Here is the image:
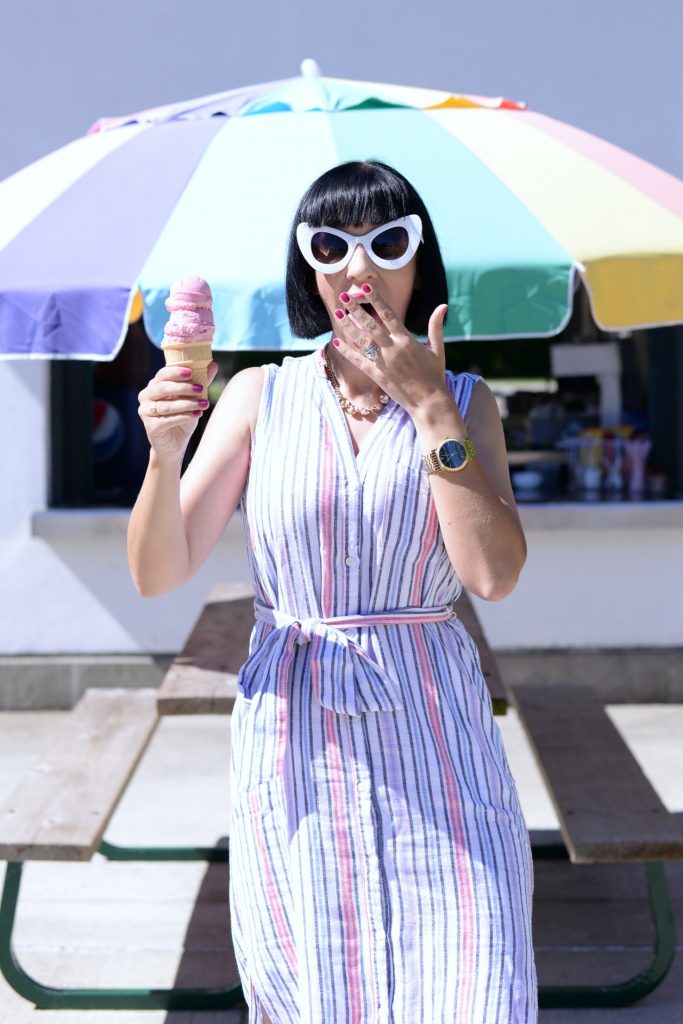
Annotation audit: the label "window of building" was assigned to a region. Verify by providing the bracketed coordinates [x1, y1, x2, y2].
[49, 292, 683, 508]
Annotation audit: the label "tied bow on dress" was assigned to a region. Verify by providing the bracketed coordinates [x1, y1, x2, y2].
[235, 601, 454, 716]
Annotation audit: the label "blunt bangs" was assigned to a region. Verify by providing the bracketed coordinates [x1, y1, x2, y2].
[298, 163, 411, 230]
[286, 161, 448, 340]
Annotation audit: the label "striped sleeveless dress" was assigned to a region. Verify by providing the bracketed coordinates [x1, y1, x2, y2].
[230, 348, 537, 1023]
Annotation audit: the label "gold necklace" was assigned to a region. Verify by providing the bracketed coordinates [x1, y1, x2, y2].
[322, 346, 389, 418]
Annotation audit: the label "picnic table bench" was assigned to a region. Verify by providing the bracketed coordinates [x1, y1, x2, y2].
[510, 683, 683, 1008]
[1, 584, 681, 1011]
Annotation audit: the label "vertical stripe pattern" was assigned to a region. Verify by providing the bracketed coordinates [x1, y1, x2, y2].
[230, 349, 537, 1022]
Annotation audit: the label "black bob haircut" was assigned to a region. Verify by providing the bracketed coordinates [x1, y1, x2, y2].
[285, 161, 448, 339]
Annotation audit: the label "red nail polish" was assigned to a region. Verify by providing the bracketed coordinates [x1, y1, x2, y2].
[339, 292, 350, 303]
[193, 409, 202, 416]
[192, 384, 204, 392]
[181, 368, 192, 378]
[332, 338, 341, 347]
[361, 283, 372, 294]
[198, 399, 210, 408]
[334, 309, 345, 320]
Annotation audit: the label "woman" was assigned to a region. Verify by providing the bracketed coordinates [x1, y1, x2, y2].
[128, 160, 537, 1023]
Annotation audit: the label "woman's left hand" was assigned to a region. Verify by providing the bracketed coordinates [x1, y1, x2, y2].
[332, 286, 450, 418]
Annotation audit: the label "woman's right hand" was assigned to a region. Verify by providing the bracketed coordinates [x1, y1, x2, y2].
[137, 362, 219, 460]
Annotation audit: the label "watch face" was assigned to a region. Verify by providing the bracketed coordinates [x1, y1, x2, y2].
[438, 439, 467, 470]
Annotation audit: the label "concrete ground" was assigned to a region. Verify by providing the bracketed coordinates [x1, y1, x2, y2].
[0, 705, 681, 1023]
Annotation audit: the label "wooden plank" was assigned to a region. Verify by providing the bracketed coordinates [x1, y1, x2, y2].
[454, 592, 507, 712]
[0, 689, 158, 861]
[157, 583, 253, 714]
[511, 683, 683, 864]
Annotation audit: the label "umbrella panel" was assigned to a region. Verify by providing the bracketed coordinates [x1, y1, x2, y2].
[3, 74, 683, 358]
[138, 108, 576, 350]
[0, 121, 223, 358]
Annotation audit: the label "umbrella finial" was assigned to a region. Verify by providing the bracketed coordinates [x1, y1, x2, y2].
[300, 58, 321, 78]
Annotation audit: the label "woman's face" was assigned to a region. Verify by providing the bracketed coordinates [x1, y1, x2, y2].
[315, 220, 417, 332]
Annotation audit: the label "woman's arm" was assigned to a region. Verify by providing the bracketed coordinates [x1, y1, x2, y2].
[127, 365, 263, 596]
[329, 291, 525, 602]
[411, 380, 526, 601]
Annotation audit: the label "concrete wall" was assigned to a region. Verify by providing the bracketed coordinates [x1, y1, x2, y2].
[2, 0, 683, 182]
[477, 507, 683, 648]
[2, 0, 683, 660]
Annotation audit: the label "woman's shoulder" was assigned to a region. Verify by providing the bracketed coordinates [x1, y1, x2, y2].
[444, 369, 485, 419]
[208, 365, 265, 439]
[257, 350, 320, 394]
[221, 352, 315, 430]
[224, 351, 309, 395]
[444, 368, 484, 390]
[224, 364, 266, 401]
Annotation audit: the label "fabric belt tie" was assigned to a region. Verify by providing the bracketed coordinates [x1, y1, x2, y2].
[236, 601, 454, 716]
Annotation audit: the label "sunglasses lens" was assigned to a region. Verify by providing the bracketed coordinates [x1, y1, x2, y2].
[310, 231, 349, 266]
[371, 226, 410, 262]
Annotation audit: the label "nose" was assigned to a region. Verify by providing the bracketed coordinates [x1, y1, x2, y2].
[346, 242, 376, 282]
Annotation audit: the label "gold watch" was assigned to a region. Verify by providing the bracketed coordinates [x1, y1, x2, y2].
[422, 438, 476, 474]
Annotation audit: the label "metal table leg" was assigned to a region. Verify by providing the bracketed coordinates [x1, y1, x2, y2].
[0, 843, 245, 1011]
[533, 842, 677, 1008]
[3, 837, 675, 1010]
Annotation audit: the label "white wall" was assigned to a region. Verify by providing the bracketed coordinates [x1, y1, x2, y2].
[4, 506, 682, 654]
[2, 0, 683, 656]
[475, 518, 683, 649]
[3, 517, 250, 655]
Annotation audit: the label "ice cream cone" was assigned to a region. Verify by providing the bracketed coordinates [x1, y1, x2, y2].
[162, 340, 213, 394]
[162, 276, 214, 398]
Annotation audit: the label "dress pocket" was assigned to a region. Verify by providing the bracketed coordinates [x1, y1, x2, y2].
[231, 776, 298, 986]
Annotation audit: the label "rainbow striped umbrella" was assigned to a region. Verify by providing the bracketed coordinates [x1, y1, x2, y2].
[1, 63, 683, 358]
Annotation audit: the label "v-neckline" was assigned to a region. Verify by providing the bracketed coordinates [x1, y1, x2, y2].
[313, 346, 399, 472]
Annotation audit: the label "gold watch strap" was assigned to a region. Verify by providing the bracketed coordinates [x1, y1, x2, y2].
[423, 449, 443, 474]
[422, 438, 476, 474]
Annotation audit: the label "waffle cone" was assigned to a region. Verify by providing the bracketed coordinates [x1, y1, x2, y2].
[163, 340, 213, 395]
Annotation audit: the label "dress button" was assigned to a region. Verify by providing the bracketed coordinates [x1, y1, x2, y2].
[345, 555, 356, 566]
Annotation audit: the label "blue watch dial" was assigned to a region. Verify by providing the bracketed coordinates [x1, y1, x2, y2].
[438, 439, 467, 470]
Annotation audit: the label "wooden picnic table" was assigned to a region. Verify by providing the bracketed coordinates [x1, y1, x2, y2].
[155, 583, 683, 1008]
[2, 582, 682, 1012]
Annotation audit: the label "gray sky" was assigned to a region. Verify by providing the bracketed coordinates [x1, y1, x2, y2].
[2, 0, 682, 179]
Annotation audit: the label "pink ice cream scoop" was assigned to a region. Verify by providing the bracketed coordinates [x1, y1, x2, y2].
[162, 306, 214, 342]
[165, 276, 213, 311]
[161, 276, 214, 395]
[163, 276, 215, 342]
